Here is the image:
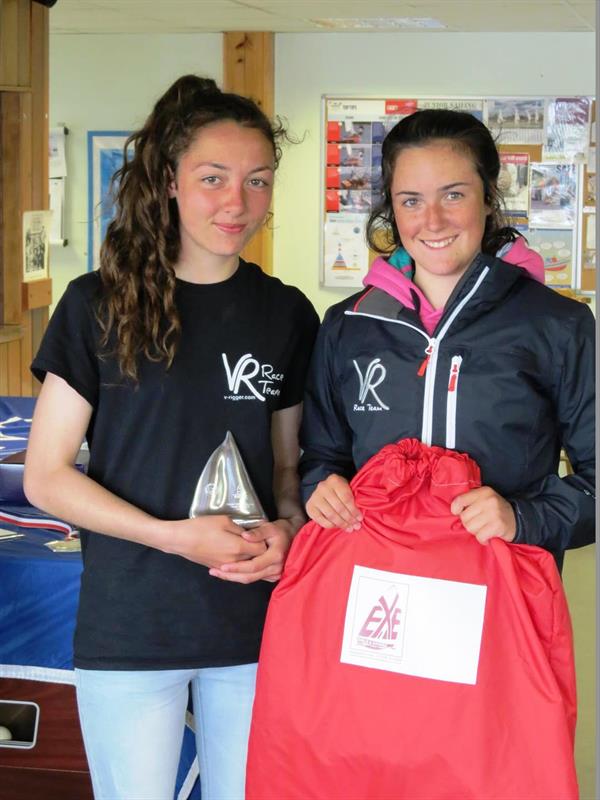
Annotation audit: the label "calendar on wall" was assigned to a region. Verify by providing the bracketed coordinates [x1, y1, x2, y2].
[321, 95, 595, 294]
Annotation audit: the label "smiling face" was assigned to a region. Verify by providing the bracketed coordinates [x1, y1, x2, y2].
[391, 140, 490, 288]
[168, 120, 275, 278]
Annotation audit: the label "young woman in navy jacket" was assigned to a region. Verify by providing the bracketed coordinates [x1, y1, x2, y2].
[300, 109, 594, 570]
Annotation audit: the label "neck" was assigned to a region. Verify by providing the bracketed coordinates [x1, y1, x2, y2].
[413, 270, 464, 311]
[174, 252, 240, 284]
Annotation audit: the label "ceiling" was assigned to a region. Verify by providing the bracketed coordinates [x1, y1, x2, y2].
[49, 0, 596, 35]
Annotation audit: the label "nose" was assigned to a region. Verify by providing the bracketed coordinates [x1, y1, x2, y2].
[424, 201, 446, 232]
[224, 182, 246, 215]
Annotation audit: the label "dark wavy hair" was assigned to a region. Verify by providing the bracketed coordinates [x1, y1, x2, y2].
[98, 74, 287, 380]
[366, 109, 520, 256]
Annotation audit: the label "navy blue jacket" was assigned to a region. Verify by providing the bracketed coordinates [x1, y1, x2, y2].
[299, 255, 595, 569]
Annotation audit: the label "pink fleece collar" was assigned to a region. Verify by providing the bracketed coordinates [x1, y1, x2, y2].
[364, 258, 442, 335]
[363, 239, 544, 336]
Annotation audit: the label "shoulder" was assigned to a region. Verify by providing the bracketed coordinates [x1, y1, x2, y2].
[488, 256, 592, 322]
[321, 289, 372, 328]
[503, 273, 595, 356]
[60, 270, 104, 309]
[240, 260, 319, 323]
[513, 276, 594, 323]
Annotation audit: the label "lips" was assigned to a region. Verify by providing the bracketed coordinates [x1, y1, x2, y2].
[421, 235, 458, 249]
[215, 222, 246, 234]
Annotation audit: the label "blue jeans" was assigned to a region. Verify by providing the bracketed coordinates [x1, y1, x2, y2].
[75, 663, 258, 800]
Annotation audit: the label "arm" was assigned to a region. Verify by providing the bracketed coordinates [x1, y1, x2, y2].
[209, 403, 306, 583]
[509, 308, 595, 553]
[454, 307, 595, 553]
[24, 373, 266, 566]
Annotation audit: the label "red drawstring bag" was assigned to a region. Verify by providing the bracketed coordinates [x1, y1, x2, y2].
[247, 439, 578, 800]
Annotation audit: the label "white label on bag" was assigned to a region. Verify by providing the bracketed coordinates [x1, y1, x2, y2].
[340, 565, 487, 685]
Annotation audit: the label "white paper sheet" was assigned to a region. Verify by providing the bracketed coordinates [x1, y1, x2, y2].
[341, 565, 487, 685]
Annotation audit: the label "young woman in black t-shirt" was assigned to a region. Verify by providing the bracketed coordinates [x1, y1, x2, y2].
[24, 75, 318, 800]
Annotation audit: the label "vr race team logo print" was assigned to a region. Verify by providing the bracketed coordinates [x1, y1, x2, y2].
[353, 358, 389, 411]
[222, 353, 284, 402]
[341, 565, 487, 685]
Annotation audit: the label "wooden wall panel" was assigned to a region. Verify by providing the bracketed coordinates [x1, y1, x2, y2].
[0, 0, 19, 86]
[223, 32, 274, 274]
[0, 343, 9, 394]
[0, 0, 30, 88]
[0, 92, 24, 325]
[17, 0, 30, 86]
[30, 0, 47, 207]
[0, 2, 50, 397]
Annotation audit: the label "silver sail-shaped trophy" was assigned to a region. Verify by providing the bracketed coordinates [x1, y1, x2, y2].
[189, 431, 267, 528]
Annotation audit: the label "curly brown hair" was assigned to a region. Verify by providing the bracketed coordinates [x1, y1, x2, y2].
[366, 109, 520, 257]
[98, 74, 287, 380]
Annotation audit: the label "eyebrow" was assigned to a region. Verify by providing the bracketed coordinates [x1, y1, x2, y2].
[394, 181, 471, 196]
[191, 162, 274, 173]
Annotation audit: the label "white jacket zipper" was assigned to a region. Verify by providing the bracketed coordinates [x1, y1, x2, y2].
[445, 355, 463, 449]
[420, 267, 489, 446]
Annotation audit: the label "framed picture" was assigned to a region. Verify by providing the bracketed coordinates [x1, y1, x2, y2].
[87, 131, 132, 270]
[22, 210, 51, 282]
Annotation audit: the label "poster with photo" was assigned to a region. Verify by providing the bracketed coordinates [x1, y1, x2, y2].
[326, 166, 372, 190]
[498, 153, 529, 215]
[326, 189, 372, 214]
[527, 228, 574, 287]
[543, 97, 590, 161]
[487, 98, 545, 145]
[324, 99, 396, 226]
[323, 214, 369, 287]
[22, 210, 51, 282]
[327, 120, 373, 144]
[529, 163, 577, 228]
[504, 211, 529, 232]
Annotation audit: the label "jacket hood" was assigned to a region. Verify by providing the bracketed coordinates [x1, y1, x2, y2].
[363, 239, 544, 334]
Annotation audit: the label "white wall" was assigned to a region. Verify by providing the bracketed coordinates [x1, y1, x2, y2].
[273, 32, 596, 317]
[49, 33, 223, 306]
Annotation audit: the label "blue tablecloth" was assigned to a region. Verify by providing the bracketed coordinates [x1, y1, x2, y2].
[0, 517, 81, 677]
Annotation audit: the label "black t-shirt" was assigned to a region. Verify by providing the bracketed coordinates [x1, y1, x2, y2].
[31, 261, 319, 669]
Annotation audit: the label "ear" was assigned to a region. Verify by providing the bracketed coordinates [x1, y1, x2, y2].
[167, 167, 177, 199]
[483, 191, 494, 216]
